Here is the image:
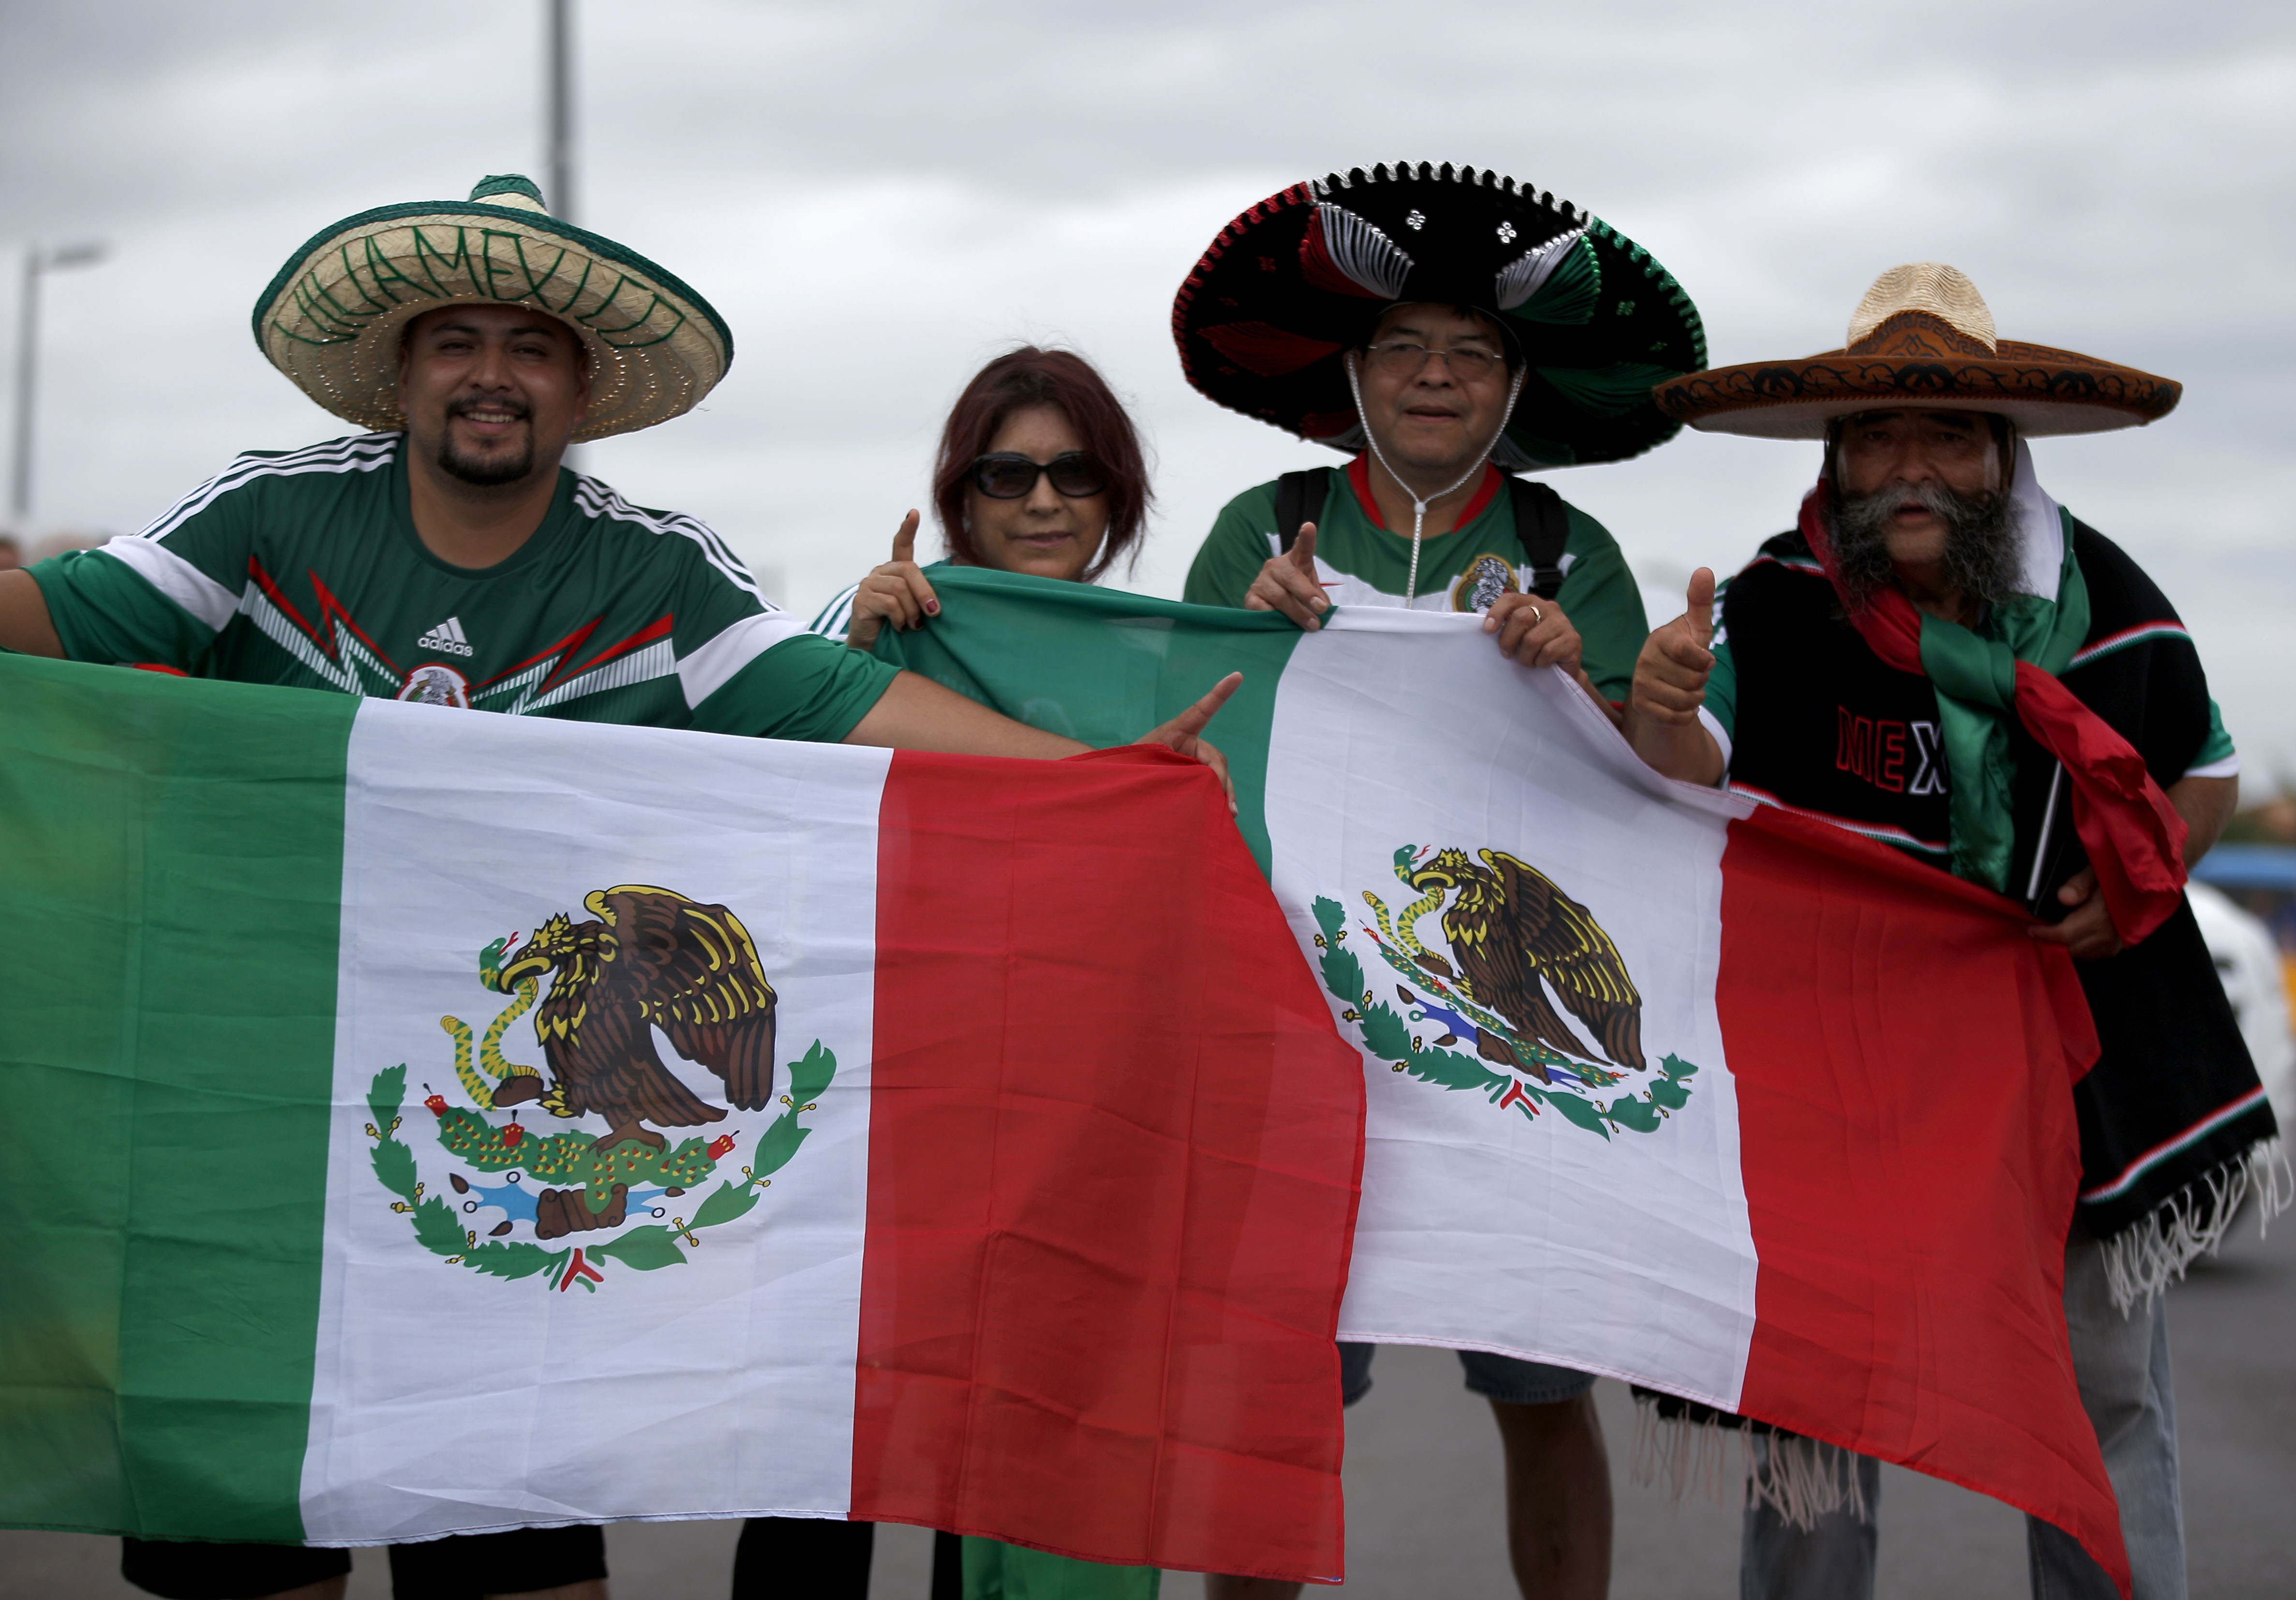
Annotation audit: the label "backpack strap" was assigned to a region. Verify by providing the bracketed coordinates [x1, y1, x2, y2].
[1274, 469, 1331, 556]
[1507, 477, 1571, 598]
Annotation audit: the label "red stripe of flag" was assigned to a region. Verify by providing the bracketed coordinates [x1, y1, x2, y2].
[1718, 805, 2129, 1595]
[852, 745, 1362, 1581]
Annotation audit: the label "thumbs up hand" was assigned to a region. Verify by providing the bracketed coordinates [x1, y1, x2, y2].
[1243, 523, 1332, 630]
[1633, 568, 1716, 722]
[1685, 567, 1715, 654]
[841, 510, 943, 651]
[1623, 569, 1726, 785]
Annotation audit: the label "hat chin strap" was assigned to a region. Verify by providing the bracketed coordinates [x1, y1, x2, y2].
[1346, 354, 1528, 605]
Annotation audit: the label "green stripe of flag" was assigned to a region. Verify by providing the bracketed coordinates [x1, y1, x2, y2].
[1, 656, 354, 1540]
[871, 570, 1306, 870]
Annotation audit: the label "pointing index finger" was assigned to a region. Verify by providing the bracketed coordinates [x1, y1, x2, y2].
[1172, 671, 1244, 739]
[891, 509, 920, 564]
[1289, 523, 1318, 571]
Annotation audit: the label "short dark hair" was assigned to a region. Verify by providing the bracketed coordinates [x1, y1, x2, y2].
[931, 346, 1151, 580]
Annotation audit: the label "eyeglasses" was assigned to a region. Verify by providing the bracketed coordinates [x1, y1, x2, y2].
[1364, 341, 1505, 380]
[970, 451, 1106, 499]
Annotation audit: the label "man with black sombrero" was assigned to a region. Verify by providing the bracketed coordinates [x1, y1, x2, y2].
[1625, 264, 2277, 1600]
[1178, 162, 1705, 717]
[0, 174, 1239, 1600]
[1174, 162, 1710, 1600]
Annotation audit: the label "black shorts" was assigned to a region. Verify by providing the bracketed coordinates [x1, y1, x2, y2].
[120, 1538, 347, 1600]
[121, 1525, 607, 1600]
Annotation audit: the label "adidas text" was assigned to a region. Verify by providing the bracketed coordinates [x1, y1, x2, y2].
[417, 617, 475, 657]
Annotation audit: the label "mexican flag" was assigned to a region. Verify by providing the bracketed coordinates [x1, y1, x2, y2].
[875, 569, 2131, 1592]
[0, 652, 1362, 1581]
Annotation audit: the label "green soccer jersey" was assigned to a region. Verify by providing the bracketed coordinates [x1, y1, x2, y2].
[30, 432, 896, 740]
[1182, 458, 1649, 700]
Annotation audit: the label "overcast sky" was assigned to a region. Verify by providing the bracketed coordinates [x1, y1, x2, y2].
[5, 1, 2292, 770]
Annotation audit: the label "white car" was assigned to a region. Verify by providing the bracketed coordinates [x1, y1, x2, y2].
[2187, 880, 2296, 1139]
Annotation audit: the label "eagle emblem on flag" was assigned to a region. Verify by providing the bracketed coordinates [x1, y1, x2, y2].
[1401, 847, 1644, 1075]
[1314, 845, 1699, 1140]
[360, 885, 838, 1293]
[496, 885, 779, 1153]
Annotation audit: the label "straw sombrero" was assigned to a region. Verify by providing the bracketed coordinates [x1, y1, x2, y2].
[1172, 162, 1705, 469]
[1653, 264, 2178, 438]
[251, 175, 732, 442]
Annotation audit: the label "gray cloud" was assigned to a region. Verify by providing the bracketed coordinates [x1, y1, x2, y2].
[4, 0, 2292, 767]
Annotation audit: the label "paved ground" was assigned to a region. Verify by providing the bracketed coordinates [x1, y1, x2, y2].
[7, 1215, 2289, 1599]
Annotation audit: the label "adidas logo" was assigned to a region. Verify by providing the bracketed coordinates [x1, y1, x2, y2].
[417, 616, 475, 657]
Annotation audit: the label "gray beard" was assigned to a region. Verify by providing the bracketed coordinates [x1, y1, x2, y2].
[1829, 480, 2021, 610]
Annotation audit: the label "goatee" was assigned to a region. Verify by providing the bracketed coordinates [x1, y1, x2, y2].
[1829, 479, 2021, 610]
[438, 399, 537, 488]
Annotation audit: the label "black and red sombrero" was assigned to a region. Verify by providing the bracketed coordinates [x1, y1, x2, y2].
[1172, 162, 1705, 469]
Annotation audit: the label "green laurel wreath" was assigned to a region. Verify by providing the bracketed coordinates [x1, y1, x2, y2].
[363, 1042, 836, 1291]
[1310, 896, 1696, 1139]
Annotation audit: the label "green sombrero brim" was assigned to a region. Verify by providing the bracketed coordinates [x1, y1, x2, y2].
[252, 199, 734, 442]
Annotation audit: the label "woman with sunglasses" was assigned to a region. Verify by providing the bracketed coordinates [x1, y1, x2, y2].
[786, 345, 1166, 1600]
[810, 345, 1151, 648]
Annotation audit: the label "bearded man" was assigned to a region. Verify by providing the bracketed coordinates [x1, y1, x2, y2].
[1171, 162, 1711, 1600]
[1625, 264, 2277, 1600]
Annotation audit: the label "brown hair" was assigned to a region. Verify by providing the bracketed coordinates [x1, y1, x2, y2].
[931, 346, 1151, 579]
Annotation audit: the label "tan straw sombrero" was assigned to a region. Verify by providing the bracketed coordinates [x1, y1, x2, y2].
[251, 174, 732, 442]
[1653, 263, 2178, 438]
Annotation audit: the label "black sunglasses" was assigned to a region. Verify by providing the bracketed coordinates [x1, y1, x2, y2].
[970, 451, 1106, 500]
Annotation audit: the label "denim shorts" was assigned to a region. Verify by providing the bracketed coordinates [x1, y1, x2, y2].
[1338, 1340, 1595, 1407]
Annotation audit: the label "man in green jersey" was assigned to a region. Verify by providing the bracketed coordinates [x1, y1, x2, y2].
[1171, 163, 1708, 1600]
[1177, 163, 1705, 712]
[0, 176, 1232, 1600]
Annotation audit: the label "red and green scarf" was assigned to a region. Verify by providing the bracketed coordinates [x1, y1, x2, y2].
[1796, 480, 2187, 943]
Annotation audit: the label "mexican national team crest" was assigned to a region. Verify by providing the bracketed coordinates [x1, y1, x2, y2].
[1313, 845, 1699, 1139]
[363, 884, 835, 1292]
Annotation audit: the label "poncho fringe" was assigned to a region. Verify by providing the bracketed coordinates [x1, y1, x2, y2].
[1629, 1395, 1870, 1528]
[2100, 1137, 2290, 1311]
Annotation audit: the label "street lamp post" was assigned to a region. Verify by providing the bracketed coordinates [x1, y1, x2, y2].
[547, 0, 576, 224]
[546, 0, 580, 469]
[10, 241, 106, 528]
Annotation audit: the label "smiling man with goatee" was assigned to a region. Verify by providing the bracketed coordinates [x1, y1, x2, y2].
[0, 172, 1241, 1600]
[1625, 263, 2276, 1600]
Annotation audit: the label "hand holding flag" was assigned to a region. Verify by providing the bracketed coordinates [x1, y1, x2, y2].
[2031, 866, 2126, 959]
[1244, 522, 1330, 630]
[1129, 671, 1242, 813]
[843, 510, 943, 650]
[1484, 590, 1584, 674]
